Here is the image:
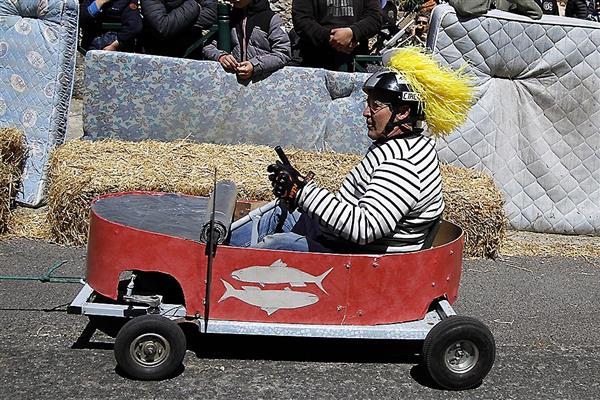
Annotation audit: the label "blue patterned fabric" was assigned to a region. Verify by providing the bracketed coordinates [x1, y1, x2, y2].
[83, 51, 371, 153]
[0, 0, 78, 206]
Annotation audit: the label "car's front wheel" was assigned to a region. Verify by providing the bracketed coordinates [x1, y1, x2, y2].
[114, 314, 186, 380]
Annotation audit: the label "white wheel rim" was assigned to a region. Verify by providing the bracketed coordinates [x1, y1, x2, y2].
[130, 333, 171, 367]
[443, 340, 479, 374]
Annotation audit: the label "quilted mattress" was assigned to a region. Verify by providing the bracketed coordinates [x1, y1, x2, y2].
[0, 0, 78, 206]
[82, 52, 372, 154]
[429, 4, 600, 234]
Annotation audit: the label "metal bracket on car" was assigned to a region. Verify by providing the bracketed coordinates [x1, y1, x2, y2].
[123, 294, 163, 313]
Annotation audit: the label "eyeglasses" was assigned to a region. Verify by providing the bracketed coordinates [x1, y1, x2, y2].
[366, 98, 391, 114]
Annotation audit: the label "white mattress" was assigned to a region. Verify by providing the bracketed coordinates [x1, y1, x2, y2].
[429, 4, 600, 234]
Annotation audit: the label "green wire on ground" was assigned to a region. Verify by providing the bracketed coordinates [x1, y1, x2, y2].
[0, 260, 83, 284]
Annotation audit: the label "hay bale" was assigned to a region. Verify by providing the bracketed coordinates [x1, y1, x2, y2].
[0, 128, 27, 233]
[441, 165, 507, 258]
[48, 139, 505, 257]
[2, 207, 52, 240]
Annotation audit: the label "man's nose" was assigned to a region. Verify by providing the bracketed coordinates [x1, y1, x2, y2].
[363, 104, 371, 117]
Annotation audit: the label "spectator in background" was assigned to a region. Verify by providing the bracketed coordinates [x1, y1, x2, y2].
[203, 0, 291, 80]
[372, 0, 399, 53]
[534, 0, 560, 14]
[399, 11, 430, 47]
[140, 0, 217, 58]
[292, 0, 382, 70]
[565, 0, 599, 21]
[79, 0, 143, 51]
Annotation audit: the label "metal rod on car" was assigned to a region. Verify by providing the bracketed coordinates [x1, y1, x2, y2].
[203, 169, 218, 333]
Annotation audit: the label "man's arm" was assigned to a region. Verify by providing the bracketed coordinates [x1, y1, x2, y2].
[292, 0, 331, 47]
[249, 15, 292, 78]
[194, 0, 217, 29]
[500, 0, 543, 19]
[348, 0, 382, 43]
[297, 160, 420, 245]
[565, 0, 577, 18]
[141, 0, 200, 38]
[117, 3, 144, 43]
[80, 0, 110, 25]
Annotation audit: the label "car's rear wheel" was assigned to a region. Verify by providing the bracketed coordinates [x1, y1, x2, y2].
[423, 316, 495, 390]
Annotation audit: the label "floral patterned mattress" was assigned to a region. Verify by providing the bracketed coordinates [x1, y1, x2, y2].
[0, 0, 78, 206]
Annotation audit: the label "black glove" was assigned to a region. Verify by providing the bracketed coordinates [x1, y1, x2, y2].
[267, 161, 314, 205]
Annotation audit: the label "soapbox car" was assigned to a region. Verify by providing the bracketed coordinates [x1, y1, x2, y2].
[68, 181, 495, 390]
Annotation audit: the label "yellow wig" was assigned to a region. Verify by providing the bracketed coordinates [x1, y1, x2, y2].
[383, 47, 475, 137]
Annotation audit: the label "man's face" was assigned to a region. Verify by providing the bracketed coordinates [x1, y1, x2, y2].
[415, 17, 429, 38]
[363, 94, 393, 141]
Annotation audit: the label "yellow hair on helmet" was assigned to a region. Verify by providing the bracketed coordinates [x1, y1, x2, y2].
[383, 47, 475, 137]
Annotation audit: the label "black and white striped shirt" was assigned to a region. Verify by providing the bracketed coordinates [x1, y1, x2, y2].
[297, 133, 444, 253]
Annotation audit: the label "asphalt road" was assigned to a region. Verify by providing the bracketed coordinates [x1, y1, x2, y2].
[1, 238, 599, 399]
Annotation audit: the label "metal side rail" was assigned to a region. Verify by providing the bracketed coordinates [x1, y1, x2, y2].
[198, 299, 457, 340]
[67, 283, 187, 319]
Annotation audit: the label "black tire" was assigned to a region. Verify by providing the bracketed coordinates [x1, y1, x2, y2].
[114, 315, 186, 380]
[422, 316, 495, 390]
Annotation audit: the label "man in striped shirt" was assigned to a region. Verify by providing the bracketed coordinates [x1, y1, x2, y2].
[231, 69, 444, 253]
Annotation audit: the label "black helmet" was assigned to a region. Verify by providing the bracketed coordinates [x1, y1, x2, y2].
[363, 70, 425, 136]
[363, 71, 422, 107]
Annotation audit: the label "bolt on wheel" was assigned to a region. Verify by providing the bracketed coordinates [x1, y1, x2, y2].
[130, 333, 171, 367]
[443, 340, 479, 374]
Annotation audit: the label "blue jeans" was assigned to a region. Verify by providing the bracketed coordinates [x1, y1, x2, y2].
[229, 206, 310, 252]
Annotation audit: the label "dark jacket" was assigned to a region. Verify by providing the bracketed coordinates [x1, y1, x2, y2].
[565, 0, 599, 20]
[292, 0, 382, 69]
[79, 0, 143, 50]
[203, 0, 291, 79]
[533, 0, 559, 15]
[448, 0, 543, 19]
[141, 0, 217, 57]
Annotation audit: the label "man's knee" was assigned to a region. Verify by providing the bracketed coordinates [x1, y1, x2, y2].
[257, 233, 309, 252]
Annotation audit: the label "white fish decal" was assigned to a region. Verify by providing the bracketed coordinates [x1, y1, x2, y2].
[231, 259, 333, 294]
[218, 280, 319, 316]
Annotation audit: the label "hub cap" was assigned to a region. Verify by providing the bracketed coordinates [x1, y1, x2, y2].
[444, 340, 479, 373]
[130, 333, 170, 367]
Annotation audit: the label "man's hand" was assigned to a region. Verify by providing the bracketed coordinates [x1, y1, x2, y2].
[267, 161, 314, 206]
[236, 61, 254, 80]
[329, 28, 355, 53]
[103, 40, 119, 51]
[218, 54, 239, 72]
[95, 0, 111, 9]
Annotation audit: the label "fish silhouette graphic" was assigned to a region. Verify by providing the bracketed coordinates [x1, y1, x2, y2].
[218, 280, 319, 315]
[231, 259, 333, 294]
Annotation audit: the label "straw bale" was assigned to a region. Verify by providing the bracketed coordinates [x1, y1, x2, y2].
[47, 139, 505, 257]
[501, 230, 600, 259]
[440, 165, 507, 258]
[0, 128, 27, 233]
[1, 207, 52, 241]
